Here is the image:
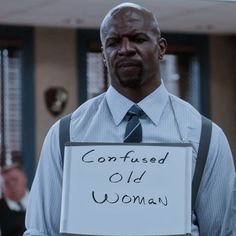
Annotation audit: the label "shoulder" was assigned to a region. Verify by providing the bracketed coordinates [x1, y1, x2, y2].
[48, 92, 107, 135]
[62, 93, 108, 141]
[71, 92, 106, 121]
[168, 94, 202, 144]
[170, 95, 226, 141]
[0, 198, 8, 214]
[209, 121, 233, 158]
[169, 93, 201, 121]
[0, 198, 6, 206]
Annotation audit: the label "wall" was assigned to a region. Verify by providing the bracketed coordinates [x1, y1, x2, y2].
[34, 28, 236, 164]
[35, 27, 77, 159]
[210, 35, 236, 161]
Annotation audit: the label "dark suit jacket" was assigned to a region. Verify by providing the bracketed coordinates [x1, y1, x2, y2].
[0, 198, 25, 236]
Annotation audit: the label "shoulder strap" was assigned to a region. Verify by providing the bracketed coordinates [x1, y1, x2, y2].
[59, 113, 72, 166]
[192, 115, 212, 211]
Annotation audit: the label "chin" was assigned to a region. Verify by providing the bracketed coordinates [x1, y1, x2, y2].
[118, 77, 143, 88]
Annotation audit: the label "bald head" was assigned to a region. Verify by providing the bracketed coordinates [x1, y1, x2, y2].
[100, 2, 161, 43]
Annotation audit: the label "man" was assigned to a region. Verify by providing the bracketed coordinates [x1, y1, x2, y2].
[24, 2, 235, 236]
[233, 177, 236, 235]
[0, 163, 28, 236]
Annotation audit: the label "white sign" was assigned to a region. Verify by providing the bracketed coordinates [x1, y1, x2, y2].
[60, 143, 192, 236]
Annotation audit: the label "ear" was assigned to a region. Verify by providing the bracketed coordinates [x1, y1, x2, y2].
[101, 46, 107, 67]
[158, 37, 167, 60]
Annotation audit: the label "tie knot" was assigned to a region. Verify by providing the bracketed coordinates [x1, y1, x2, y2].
[127, 104, 144, 118]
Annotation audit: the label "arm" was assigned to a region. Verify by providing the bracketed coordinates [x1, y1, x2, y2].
[232, 176, 236, 235]
[24, 122, 62, 236]
[195, 124, 235, 236]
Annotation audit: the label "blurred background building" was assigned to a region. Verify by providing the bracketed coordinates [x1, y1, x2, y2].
[0, 0, 236, 185]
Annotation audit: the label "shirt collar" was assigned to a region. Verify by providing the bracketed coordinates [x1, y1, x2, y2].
[106, 86, 134, 126]
[5, 190, 29, 211]
[106, 82, 169, 126]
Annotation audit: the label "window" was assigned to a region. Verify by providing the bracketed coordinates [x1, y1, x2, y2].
[86, 52, 106, 99]
[0, 26, 35, 185]
[0, 48, 22, 166]
[160, 54, 200, 110]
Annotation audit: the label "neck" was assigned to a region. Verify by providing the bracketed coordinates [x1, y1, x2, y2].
[113, 80, 161, 103]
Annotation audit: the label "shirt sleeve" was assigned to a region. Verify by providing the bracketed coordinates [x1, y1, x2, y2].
[232, 176, 236, 235]
[195, 124, 235, 236]
[24, 121, 62, 236]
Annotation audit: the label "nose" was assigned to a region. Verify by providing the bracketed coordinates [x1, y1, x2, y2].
[118, 38, 136, 57]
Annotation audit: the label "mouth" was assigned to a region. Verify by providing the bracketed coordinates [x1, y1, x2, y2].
[116, 60, 142, 80]
[117, 60, 141, 68]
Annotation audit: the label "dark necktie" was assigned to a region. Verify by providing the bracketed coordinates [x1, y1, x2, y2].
[124, 104, 143, 143]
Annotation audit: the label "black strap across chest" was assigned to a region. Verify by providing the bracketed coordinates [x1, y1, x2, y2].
[191, 115, 212, 210]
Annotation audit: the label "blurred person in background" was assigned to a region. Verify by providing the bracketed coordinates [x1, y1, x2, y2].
[0, 163, 28, 236]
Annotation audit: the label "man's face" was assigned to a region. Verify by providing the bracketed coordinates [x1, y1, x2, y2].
[101, 7, 165, 94]
[2, 168, 27, 201]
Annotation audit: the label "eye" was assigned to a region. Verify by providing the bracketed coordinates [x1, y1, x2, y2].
[106, 38, 119, 47]
[133, 35, 148, 44]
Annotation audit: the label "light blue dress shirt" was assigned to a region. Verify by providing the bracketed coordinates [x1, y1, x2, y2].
[24, 83, 235, 236]
[233, 177, 236, 235]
